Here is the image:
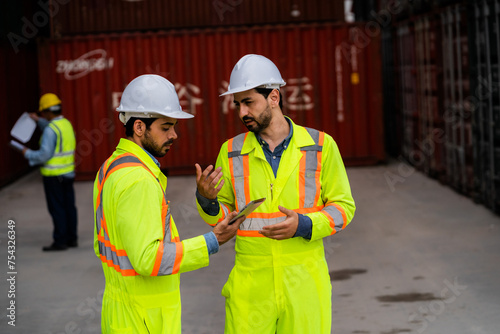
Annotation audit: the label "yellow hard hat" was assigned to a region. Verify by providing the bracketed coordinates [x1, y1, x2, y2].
[39, 93, 62, 111]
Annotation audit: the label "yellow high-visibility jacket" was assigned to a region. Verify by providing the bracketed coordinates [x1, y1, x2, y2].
[40, 117, 76, 176]
[197, 117, 355, 240]
[94, 138, 209, 334]
[196, 117, 355, 333]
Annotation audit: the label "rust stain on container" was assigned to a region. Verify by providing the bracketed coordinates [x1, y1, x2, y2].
[37, 23, 385, 179]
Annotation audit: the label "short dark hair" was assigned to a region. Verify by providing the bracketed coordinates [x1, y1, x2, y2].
[255, 88, 284, 110]
[124, 117, 156, 137]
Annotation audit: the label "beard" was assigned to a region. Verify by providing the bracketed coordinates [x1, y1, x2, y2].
[242, 104, 272, 133]
[142, 131, 173, 158]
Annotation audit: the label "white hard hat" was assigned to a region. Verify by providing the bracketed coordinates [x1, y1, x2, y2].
[220, 54, 286, 96]
[117, 74, 194, 124]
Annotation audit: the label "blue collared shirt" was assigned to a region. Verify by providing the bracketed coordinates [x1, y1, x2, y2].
[197, 117, 312, 239]
[141, 146, 220, 255]
[255, 118, 293, 178]
[25, 116, 75, 178]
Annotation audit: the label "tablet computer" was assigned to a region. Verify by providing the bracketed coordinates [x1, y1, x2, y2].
[228, 198, 266, 225]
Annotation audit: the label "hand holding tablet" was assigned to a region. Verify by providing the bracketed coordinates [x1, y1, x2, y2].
[228, 198, 266, 225]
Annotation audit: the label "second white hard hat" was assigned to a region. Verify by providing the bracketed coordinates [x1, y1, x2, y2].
[117, 74, 193, 124]
[220, 54, 286, 96]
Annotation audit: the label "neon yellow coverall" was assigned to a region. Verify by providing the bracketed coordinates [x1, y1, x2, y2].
[197, 118, 356, 333]
[94, 138, 210, 333]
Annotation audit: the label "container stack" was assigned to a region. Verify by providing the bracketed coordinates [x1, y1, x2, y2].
[440, 5, 473, 195]
[384, 0, 500, 214]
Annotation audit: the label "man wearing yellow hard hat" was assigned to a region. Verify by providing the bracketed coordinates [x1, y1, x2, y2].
[22, 93, 78, 251]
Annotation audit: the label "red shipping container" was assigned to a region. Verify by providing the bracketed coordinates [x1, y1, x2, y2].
[51, 0, 344, 36]
[0, 41, 40, 187]
[37, 23, 384, 180]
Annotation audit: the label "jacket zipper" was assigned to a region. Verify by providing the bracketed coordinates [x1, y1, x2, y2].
[270, 183, 274, 201]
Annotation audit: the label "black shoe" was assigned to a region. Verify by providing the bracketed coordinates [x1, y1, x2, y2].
[67, 240, 78, 248]
[42, 243, 68, 251]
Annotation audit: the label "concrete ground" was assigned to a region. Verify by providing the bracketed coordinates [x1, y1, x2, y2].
[0, 160, 499, 334]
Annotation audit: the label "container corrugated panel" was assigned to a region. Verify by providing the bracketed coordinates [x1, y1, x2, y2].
[381, 27, 401, 157]
[440, 5, 473, 195]
[0, 41, 40, 187]
[394, 5, 474, 195]
[37, 23, 384, 179]
[414, 15, 446, 179]
[51, 0, 344, 36]
[469, 0, 500, 213]
[395, 23, 421, 163]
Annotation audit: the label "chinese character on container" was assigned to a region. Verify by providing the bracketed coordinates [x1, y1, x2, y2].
[220, 81, 234, 115]
[175, 83, 203, 115]
[283, 77, 314, 111]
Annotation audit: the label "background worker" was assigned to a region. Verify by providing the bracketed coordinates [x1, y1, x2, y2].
[20, 93, 78, 251]
[196, 54, 356, 333]
[94, 74, 243, 334]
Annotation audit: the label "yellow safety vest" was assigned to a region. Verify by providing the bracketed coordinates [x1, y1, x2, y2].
[196, 117, 356, 333]
[197, 117, 355, 242]
[40, 117, 76, 176]
[94, 138, 209, 334]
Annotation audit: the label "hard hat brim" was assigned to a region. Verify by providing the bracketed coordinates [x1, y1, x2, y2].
[219, 82, 286, 97]
[117, 110, 194, 124]
[167, 110, 195, 119]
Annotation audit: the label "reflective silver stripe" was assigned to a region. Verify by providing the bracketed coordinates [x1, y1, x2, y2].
[221, 204, 229, 217]
[303, 149, 318, 208]
[228, 151, 242, 158]
[302, 128, 323, 208]
[98, 240, 135, 271]
[106, 156, 143, 175]
[157, 205, 178, 275]
[324, 204, 345, 233]
[49, 123, 63, 153]
[157, 242, 178, 275]
[53, 151, 75, 157]
[95, 196, 104, 232]
[228, 133, 247, 210]
[42, 163, 74, 170]
[305, 127, 320, 145]
[98, 161, 106, 184]
[239, 217, 286, 231]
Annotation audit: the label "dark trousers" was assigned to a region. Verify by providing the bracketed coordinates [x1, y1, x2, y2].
[43, 176, 78, 246]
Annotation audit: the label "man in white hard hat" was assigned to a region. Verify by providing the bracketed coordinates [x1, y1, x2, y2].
[196, 55, 356, 333]
[19, 93, 78, 251]
[93, 74, 244, 333]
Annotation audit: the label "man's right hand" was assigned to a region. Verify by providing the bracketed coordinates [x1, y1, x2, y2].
[28, 112, 39, 122]
[213, 211, 245, 246]
[195, 163, 224, 200]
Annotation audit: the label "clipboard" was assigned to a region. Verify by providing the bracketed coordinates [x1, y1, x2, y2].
[228, 198, 266, 225]
[11, 112, 36, 143]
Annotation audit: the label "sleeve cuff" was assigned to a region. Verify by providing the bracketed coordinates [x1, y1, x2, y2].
[294, 214, 312, 240]
[196, 189, 220, 216]
[203, 232, 220, 255]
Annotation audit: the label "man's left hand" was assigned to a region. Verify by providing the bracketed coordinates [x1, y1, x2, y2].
[259, 206, 298, 240]
[195, 164, 224, 200]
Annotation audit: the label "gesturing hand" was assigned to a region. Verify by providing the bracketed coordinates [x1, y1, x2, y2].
[259, 206, 299, 240]
[195, 164, 224, 200]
